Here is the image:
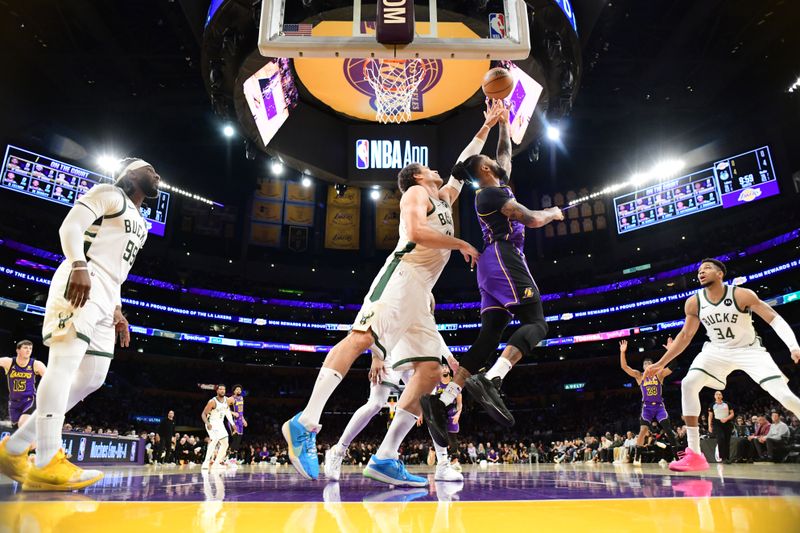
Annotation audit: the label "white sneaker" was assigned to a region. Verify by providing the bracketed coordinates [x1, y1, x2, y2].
[324, 445, 346, 481]
[450, 461, 462, 473]
[435, 462, 464, 482]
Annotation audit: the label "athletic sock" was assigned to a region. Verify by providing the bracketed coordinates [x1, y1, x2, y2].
[375, 408, 417, 460]
[298, 367, 342, 429]
[485, 358, 513, 381]
[439, 382, 462, 407]
[34, 415, 65, 468]
[433, 440, 449, 465]
[686, 426, 701, 454]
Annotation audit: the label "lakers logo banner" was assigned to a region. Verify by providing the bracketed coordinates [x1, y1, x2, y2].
[325, 186, 361, 250]
[375, 189, 402, 250]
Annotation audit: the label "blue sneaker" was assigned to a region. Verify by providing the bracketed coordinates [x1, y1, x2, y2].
[282, 412, 319, 480]
[363, 456, 427, 487]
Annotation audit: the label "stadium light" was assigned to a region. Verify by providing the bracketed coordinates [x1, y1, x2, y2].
[301, 176, 312, 188]
[788, 76, 800, 93]
[96, 155, 120, 173]
[370, 189, 381, 200]
[546, 125, 561, 142]
[222, 124, 235, 138]
[270, 159, 284, 176]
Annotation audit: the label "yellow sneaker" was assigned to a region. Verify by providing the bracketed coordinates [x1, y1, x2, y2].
[0, 436, 31, 483]
[22, 449, 104, 491]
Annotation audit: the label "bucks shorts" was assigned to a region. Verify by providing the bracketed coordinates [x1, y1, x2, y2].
[42, 261, 119, 359]
[688, 338, 789, 390]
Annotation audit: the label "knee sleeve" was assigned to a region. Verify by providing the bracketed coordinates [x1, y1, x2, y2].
[680, 371, 710, 417]
[460, 310, 510, 374]
[761, 380, 800, 417]
[506, 301, 548, 357]
[37, 337, 89, 416]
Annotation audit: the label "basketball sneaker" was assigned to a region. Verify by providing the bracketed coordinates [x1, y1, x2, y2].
[669, 447, 709, 472]
[324, 444, 346, 481]
[0, 436, 30, 483]
[22, 450, 103, 491]
[464, 374, 515, 427]
[435, 462, 463, 482]
[419, 394, 450, 448]
[363, 456, 427, 487]
[282, 412, 319, 480]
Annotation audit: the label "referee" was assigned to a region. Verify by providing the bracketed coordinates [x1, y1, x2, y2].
[708, 391, 735, 464]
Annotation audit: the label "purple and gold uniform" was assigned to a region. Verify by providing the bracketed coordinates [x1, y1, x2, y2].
[475, 185, 540, 312]
[434, 382, 459, 433]
[231, 394, 245, 434]
[6, 358, 37, 424]
[640, 375, 668, 423]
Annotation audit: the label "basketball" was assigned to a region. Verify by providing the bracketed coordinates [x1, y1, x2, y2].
[482, 67, 514, 100]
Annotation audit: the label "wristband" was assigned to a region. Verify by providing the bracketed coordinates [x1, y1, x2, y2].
[71, 267, 89, 271]
[446, 175, 464, 191]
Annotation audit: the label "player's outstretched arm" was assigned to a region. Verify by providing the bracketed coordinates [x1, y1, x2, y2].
[402, 186, 480, 267]
[439, 101, 503, 205]
[500, 200, 564, 228]
[496, 102, 512, 179]
[736, 288, 800, 363]
[644, 298, 701, 377]
[618, 340, 642, 382]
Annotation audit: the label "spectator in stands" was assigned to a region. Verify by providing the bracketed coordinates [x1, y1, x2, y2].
[756, 412, 790, 462]
[733, 416, 749, 438]
[744, 415, 771, 462]
[709, 391, 735, 464]
[477, 442, 486, 461]
[157, 410, 176, 464]
[487, 447, 499, 463]
[467, 442, 477, 464]
[528, 442, 540, 463]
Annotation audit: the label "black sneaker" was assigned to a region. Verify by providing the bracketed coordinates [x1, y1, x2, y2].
[419, 394, 450, 448]
[464, 374, 515, 427]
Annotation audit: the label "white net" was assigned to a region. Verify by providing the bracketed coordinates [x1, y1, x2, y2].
[365, 59, 426, 124]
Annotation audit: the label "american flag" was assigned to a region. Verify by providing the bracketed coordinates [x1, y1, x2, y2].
[282, 24, 313, 36]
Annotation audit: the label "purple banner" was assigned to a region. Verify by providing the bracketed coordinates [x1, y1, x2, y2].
[721, 180, 780, 208]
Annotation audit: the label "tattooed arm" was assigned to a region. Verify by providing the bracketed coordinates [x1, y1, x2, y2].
[500, 199, 563, 228]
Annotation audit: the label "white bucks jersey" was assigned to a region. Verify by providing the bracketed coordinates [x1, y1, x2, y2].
[393, 196, 454, 287]
[78, 185, 148, 286]
[697, 284, 756, 348]
[209, 397, 230, 425]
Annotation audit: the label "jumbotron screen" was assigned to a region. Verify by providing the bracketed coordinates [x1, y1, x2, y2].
[613, 145, 779, 235]
[1, 145, 170, 236]
[242, 58, 299, 147]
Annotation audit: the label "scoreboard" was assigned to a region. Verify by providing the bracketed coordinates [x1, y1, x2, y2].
[614, 146, 779, 235]
[1, 145, 170, 236]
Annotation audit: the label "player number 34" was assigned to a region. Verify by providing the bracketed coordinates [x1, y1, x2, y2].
[713, 327, 735, 341]
[122, 240, 140, 266]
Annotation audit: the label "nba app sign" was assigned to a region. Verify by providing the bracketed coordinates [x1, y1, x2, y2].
[355, 139, 429, 170]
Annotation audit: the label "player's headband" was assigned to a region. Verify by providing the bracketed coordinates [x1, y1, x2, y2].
[118, 159, 152, 178]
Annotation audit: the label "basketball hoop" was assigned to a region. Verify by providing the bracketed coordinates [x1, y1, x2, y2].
[365, 58, 426, 124]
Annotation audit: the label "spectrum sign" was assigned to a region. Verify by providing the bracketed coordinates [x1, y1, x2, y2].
[355, 139, 429, 170]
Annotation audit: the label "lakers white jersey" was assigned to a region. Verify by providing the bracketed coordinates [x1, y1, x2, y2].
[77, 185, 148, 287]
[389, 195, 454, 287]
[208, 397, 230, 426]
[697, 284, 756, 348]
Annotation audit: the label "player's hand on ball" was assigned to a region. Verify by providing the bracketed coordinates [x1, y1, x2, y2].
[791, 349, 800, 364]
[483, 99, 504, 128]
[458, 241, 480, 269]
[113, 308, 130, 348]
[67, 263, 92, 308]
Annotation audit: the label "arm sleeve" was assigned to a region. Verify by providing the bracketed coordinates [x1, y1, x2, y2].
[59, 201, 102, 264]
[475, 187, 510, 215]
[454, 136, 486, 167]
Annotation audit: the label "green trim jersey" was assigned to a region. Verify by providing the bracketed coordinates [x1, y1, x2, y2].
[697, 285, 756, 349]
[390, 194, 454, 289]
[77, 184, 148, 287]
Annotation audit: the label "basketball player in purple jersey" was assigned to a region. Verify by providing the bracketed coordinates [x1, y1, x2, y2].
[433, 364, 462, 469]
[421, 105, 563, 446]
[1, 340, 46, 428]
[227, 385, 247, 462]
[619, 339, 678, 465]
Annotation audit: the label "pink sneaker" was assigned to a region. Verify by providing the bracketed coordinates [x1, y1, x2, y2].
[669, 448, 709, 472]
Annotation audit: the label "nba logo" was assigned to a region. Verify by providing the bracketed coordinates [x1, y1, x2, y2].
[356, 139, 369, 169]
[489, 13, 506, 39]
[78, 437, 87, 462]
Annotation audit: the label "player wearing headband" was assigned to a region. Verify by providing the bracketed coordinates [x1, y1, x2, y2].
[0, 158, 160, 490]
[421, 106, 563, 447]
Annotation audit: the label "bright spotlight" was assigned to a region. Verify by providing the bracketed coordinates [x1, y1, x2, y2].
[471, 181, 480, 189]
[96, 155, 120, 173]
[546, 125, 561, 141]
[301, 176, 312, 188]
[222, 124, 235, 138]
[270, 160, 284, 176]
[651, 159, 685, 179]
[370, 189, 381, 200]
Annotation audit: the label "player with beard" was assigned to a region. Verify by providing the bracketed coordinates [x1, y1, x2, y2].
[0, 158, 160, 490]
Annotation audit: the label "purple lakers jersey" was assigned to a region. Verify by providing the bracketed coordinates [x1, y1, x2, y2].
[640, 375, 663, 404]
[6, 358, 36, 404]
[475, 185, 525, 250]
[231, 394, 244, 432]
[434, 382, 459, 432]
